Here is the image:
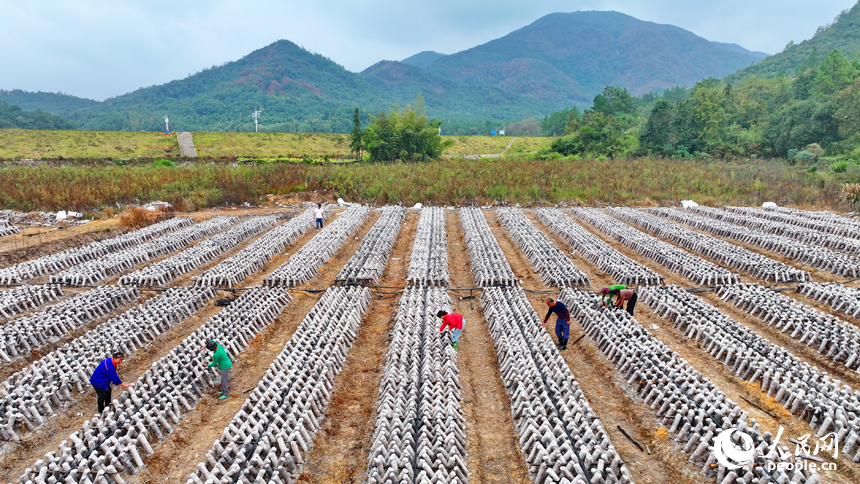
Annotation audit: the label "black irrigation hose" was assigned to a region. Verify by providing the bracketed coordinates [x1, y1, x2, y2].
[497, 287, 592, 484]
[581, 291, 781, 481]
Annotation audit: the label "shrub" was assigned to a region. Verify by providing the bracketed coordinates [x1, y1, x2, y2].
[153, 159, 176, 167]
[795, 151, 815, 164]
[842, 183, 860, 205]
[119, 207, 158, 229]
[831, 160, 849, 173]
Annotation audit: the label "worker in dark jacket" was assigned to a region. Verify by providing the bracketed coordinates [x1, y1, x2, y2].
[542, 298, 571, 350]
[89, 351, 132, 413]
[200, 340, 232, 399]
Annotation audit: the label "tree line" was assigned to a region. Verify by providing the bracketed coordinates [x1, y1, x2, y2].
[547, 48, 860, 166]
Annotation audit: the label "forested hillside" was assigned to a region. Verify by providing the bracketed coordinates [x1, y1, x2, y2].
[0, 101, 76, 130]
[0, 10, 772, 132]
[0, 90, 98, 116]
[547, 47, 860, 169]
[423, 11, 764, 107]
[728, 3, 860, 82]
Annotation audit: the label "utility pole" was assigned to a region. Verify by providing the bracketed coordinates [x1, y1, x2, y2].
[252, 108, 262, 133]
[163, 115, 169, 134]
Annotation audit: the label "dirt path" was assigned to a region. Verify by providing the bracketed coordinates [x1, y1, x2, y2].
[543, 212, 859, 482]
[447, 210, 531, 484]
[295, 212, 417, 483]
[124, 210, 380, 484]
[496, 211, 706, 483]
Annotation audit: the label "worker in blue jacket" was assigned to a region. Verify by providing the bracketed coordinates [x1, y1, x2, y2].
[89, 351, 132, 413]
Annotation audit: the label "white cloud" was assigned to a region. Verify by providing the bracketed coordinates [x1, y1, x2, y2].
[0, 0, 855, 100]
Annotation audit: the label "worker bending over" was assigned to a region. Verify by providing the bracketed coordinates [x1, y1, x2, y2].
[609, 287, 638, 316]
[601, 285, 627, 307]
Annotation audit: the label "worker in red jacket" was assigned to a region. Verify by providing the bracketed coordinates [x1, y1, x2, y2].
[437, 310, 464, 349]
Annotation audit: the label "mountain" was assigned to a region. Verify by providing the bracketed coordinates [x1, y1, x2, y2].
[360, 60, 551, 120]
[401, 51, 448, 68]
[423, 11, 764, 107]
[0, 90, 99, 116]
[2, 11, 771, 131]
[728, 2, 860, 82]
[711, 42, 769, 59]
[0, 100, 77, 129]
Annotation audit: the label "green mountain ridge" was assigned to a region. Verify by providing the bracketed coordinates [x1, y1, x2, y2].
[728, 3, 860, 82]
[401, 51, 448, 68]
[0, 10, 775, 131]
[423, 11, 765, 107]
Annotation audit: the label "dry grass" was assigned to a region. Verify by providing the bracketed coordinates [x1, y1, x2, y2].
[119, 207, 159, 229]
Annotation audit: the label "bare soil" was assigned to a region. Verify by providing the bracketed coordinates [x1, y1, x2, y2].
[2, 206, 859, 484]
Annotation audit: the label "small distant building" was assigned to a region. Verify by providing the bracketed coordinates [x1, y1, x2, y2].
[499, 130, 505, 136]
[490, 129, 497, 135]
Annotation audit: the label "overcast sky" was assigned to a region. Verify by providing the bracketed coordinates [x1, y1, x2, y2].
[1, 0, 856, 101]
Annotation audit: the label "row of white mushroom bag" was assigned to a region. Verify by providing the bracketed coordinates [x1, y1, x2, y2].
[730, 205, 860, 240]
[0, 286, 211, 443]
[265, 205, 371, 287]
[716, 283, 860, 372]
[187, 286, 371, 484]
[0, 219, 19, 237]
[459, 208, 517, 287]
[0, 284, 140, 364]
[50, 216, 237, 286]
[688, 206, 860, 257]
[336, 206, 406, 285]
[570, 208, 739, 286]
[640, 285, 860, 465]
[194, 206, 324, 287]
[0, 284, 64, 319]
[561, 288, 821, 484]
[406, 207, 450, 287]
[20, 286, 292, 483]
[118, 216, 276, 287]
[0, 217, 192, 284]
[609, 207, 810, 283]
[535, 208, 663, 287]
[367, 287, 468, 484]
[655, 206, 860, 278]
[482, 286, 633, 484]
[797, 282, 860, 319]
[496, 208, 590, 288]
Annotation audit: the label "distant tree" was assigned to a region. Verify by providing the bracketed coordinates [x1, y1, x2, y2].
[591, 86, 636, 116]
[811, 50, 859, 96]
[363, 106, 452, 162]
[350, 107, 363, 160]
[552, 111, 635, 157]
[541, 107, 580, 136]
[639, 100, 674, 153]
[763, 99, 839, 156]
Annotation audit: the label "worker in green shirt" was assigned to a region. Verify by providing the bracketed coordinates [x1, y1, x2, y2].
[601, 285, 627, 307]
[200, 340, 232, 400]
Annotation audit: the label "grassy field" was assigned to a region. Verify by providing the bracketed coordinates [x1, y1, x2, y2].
[0, 157, 847, 213]
[0, 129, 552, 160]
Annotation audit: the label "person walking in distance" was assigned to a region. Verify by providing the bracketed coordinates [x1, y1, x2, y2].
[610, 287, 638, 316]
[314, 203, 325, 230]
[437, 310, 464, 349]
[200, 340, 232, 399]
[89, 351, 132, 413]
[542, 298, 571, 349]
